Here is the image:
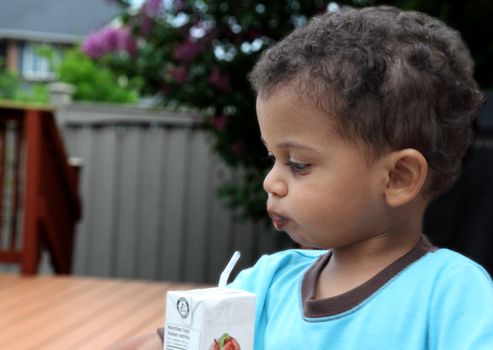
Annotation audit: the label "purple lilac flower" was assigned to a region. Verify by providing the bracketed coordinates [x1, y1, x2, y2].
[173, 40, 202, 62]
[82, 31, 108, 58]
[82, 26, 137, 58]
[211, 115, 227, 130]
[168, 65, 188, 84]
[118, 27, 138, 55]
[209, 67, 231, 91]
[140, 13, 153, 35]
[144, 0, 163, 17]
[104, 27, 120, 51]
[173, 0, 187, 12]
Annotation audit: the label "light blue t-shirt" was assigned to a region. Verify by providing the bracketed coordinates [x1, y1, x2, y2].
[229, 239, 493, 349]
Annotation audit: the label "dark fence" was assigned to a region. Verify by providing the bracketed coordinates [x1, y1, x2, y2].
[424, 91, 493, 276]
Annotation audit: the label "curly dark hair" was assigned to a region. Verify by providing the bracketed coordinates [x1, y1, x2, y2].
[249, 5, 484, 198]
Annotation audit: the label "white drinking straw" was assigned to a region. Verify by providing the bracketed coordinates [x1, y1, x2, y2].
[218, 251, 241, 288]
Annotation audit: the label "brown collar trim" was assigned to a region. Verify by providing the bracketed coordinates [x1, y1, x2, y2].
[302, 236, 436, 319]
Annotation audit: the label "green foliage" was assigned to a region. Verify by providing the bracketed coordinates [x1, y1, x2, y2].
[0, 44, 140, 105]
[0, 69, 21, 100]
[14, 84, 49, 103]
[0, 69, 49, 104]
[56, 48, 140, 103]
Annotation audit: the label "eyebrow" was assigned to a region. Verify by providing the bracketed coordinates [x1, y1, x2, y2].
[260, 137, 315, 151]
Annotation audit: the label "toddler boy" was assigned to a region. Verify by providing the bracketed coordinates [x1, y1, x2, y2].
[228, 5, 493, 350]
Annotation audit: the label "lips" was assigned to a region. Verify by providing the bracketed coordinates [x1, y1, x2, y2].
[268, 209, 288, 230]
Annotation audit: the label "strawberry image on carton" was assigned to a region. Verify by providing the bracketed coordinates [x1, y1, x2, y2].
[209, 333, 241, 350]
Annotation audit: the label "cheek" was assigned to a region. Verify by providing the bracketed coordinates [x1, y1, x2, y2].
[298, 176, 374, 218]
[291, 186, 337, 221]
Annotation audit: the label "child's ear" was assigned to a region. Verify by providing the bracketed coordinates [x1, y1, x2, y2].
[382, 149, 428, 207]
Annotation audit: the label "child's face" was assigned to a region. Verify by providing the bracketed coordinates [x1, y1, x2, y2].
[257, 87, 388, 249]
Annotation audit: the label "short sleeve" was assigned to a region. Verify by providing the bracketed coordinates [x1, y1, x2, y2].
[428, 262, 493, 349]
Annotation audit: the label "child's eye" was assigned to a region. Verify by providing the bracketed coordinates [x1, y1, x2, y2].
[286, 160, 310, 173]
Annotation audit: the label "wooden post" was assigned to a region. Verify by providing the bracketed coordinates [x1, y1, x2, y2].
[21, 109, 43, 274]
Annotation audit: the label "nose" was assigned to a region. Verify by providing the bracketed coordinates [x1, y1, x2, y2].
[263, 167, 288, 197]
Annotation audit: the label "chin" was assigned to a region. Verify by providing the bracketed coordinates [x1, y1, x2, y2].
[287, 233, 315, 249]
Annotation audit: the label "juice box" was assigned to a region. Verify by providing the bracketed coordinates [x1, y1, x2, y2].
[164, 287, 256, 350]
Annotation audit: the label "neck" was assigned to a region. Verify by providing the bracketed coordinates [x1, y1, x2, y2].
[316, 231, 421, 299]
[330, 230, 421, 270]
[331, 200, 426, 268]
[315, 204, 426, 299]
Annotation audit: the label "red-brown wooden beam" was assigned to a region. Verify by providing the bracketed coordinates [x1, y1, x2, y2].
[21, 109, 43, 274]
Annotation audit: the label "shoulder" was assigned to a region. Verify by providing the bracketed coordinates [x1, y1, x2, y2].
[228, 249, 326, 292]
[419, 248, 493, 316]
[422, 250, 493, 348]
[423, 248, 492, 284]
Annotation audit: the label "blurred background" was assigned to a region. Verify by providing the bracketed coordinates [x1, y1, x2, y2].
[0, 0, 491, 283]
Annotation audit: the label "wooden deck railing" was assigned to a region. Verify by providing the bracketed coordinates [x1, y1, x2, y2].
[0, 103, 82, 274]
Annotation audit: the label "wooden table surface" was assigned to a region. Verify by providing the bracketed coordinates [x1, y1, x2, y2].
[0, 273, 206, 349]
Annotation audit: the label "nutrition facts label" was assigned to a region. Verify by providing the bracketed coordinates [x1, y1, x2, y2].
[164, 323, 201, 350]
